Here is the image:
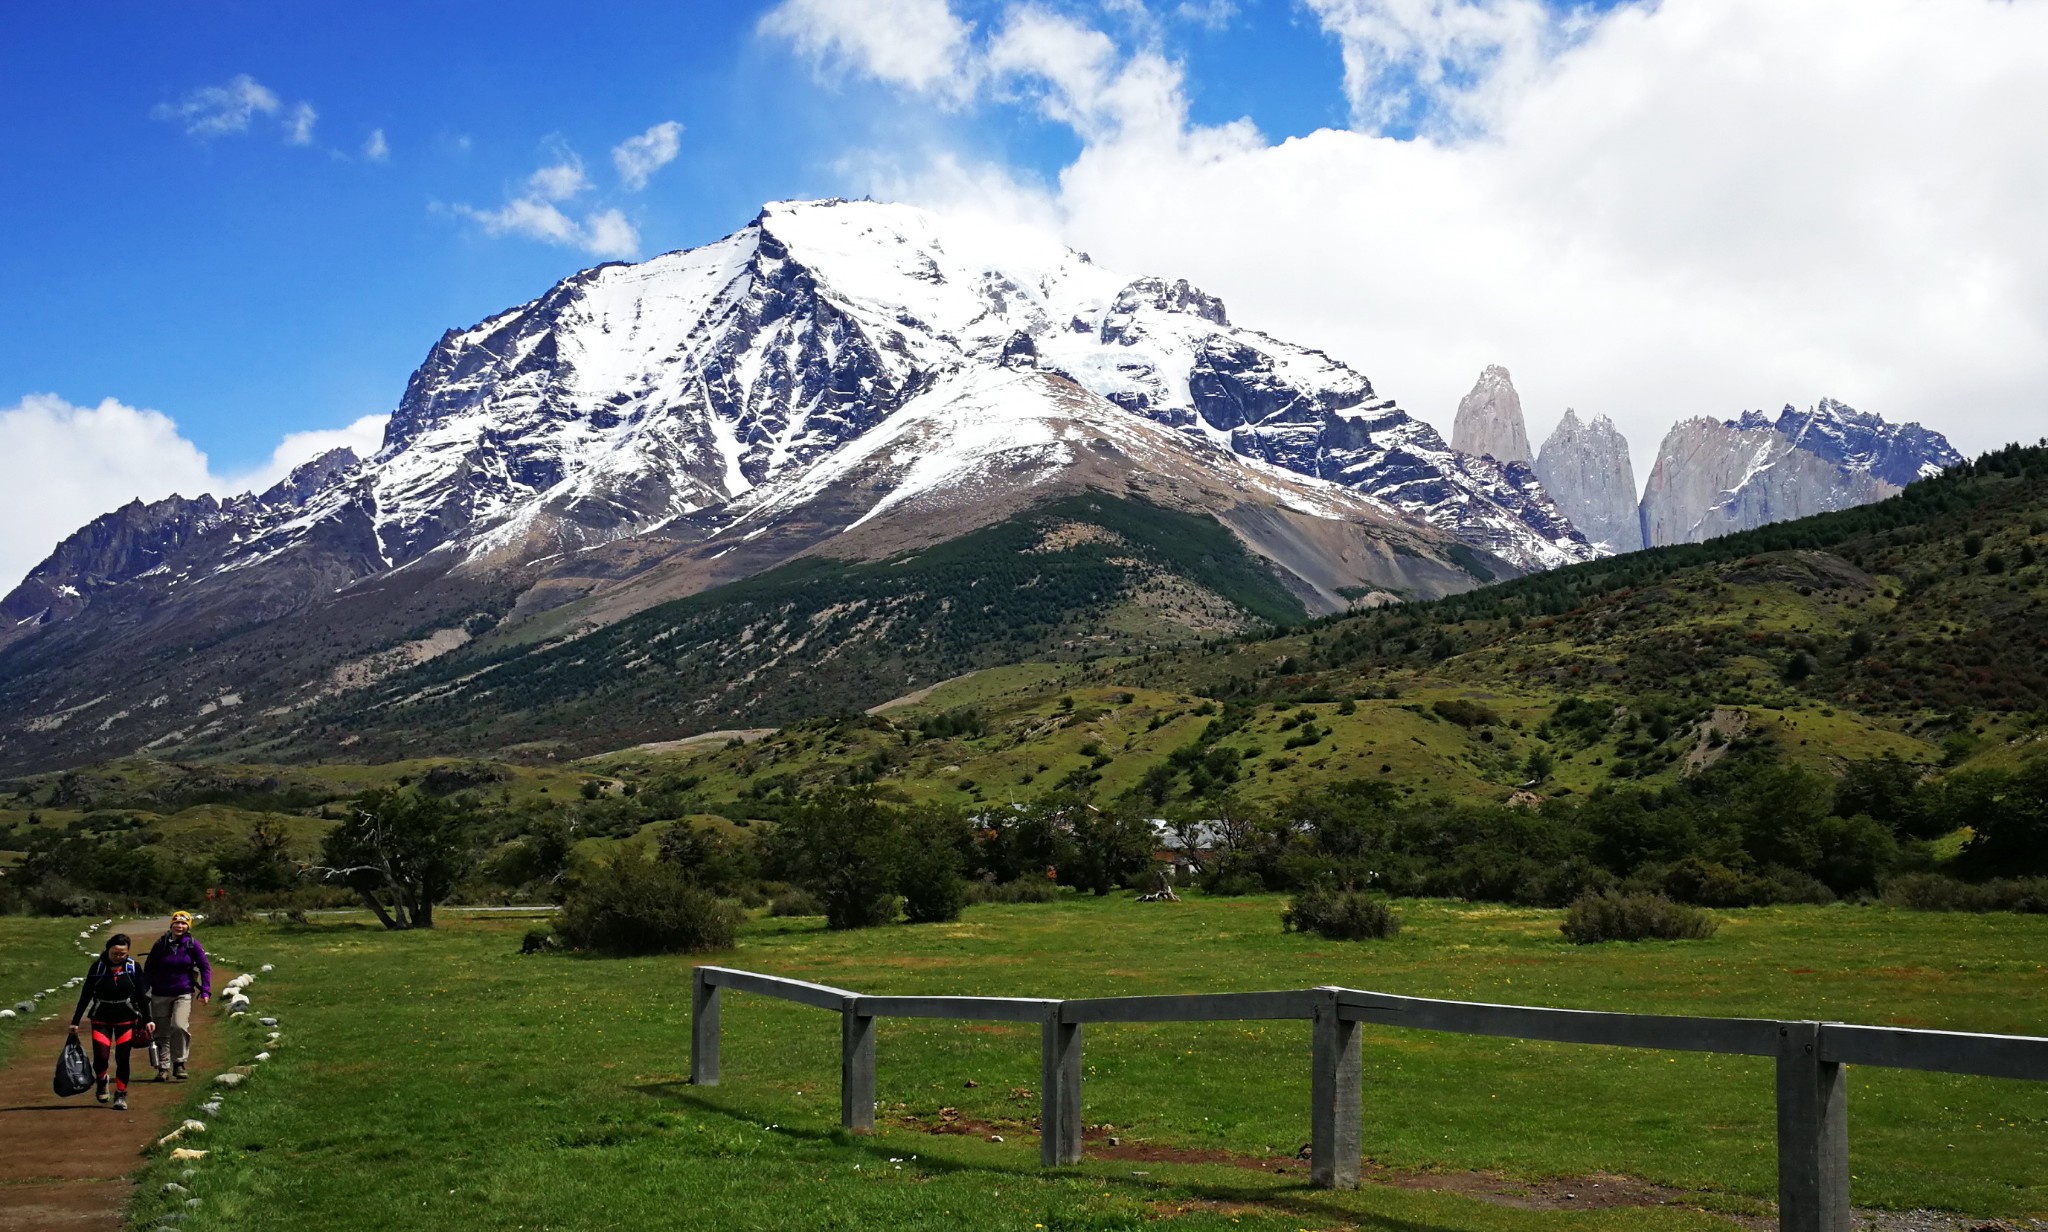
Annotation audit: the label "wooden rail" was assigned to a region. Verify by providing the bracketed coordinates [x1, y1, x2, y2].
[689, 965, 2048, 1230]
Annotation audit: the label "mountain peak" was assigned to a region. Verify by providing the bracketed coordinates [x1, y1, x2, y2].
[1533, 405, 1640, 555]
[1451, 364, 1533, 464]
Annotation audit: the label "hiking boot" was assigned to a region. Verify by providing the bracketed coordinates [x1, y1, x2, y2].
[157, 1066, 171, 1083]
[112, 1092, 128, 1111]
[95, 1080, 109, 1104]
[173, 1064, 189, 1081]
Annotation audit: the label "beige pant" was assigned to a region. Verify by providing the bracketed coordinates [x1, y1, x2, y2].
[150, 994, 193, 1068]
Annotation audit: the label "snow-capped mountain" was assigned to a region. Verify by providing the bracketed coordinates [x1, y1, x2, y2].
[1638, 400, 1961, 547]
[9, 199, 1587, 636]
[4, 198, 1569, 772]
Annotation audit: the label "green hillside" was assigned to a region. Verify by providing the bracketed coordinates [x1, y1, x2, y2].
[243, 494, 1314, 764]
[5, 445, 2044, 916]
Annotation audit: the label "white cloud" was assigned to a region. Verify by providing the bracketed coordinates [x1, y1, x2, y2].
[153, 74, 281, 136]
[1174, 1, 1238, 32]
[1304, 0, 1584, 136]
[831, 0, 2048, 478]
[579, 210, 641, 260]
[760, 0, 976, 98]
[363, 128, 390, 162]
[0, 396, 386, 593]
[233, 414, 389, 492]
[612, 120, 684, 190]
[985, 6, 1193, 144]
[527, 157, 590, 202]
[452, 149, 640, 259]
[283, 101, 318, 146]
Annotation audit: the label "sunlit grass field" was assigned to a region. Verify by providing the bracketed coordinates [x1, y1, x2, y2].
[126, 897, 2047, 1231]
[0, 916, 91, 1066]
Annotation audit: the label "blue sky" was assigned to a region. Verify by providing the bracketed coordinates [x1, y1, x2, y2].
[4, 0, 2045, 591]
[2, 1, 1366, 473]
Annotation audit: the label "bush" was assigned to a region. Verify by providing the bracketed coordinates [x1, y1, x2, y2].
[1882, 874, 2048, 913]
[963, 877, 1059, 904]
[1560, 891, 1717, 944]
[1282, 888, 1401, 940]
[557, 853, 740, 955]
[768, 887, 827, 917]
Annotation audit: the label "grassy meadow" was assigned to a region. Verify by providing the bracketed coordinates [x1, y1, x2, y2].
[124, 896, 2047, 1231]
[0, 916, 89, 1066]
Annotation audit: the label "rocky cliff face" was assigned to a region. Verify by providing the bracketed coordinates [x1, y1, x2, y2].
[1638, 401, 1958, 547]
[1450, 365, 1533, 464]
[1532, 409, 1642, 554]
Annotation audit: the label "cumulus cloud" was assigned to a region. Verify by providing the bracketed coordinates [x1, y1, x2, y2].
[612, 120, 684, 190]
[363, 128, 390, 162]
[452, 149, 640, 259]
[1304, 0, 1586, 136]
[153, 74, 281, 136]
[759, 0, 976, 98]
[234, 414, 389, 492]
[0, 395, 387, 593]
[810, 0, 2048, 477]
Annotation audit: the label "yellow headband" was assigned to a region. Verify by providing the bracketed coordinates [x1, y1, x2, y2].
[170, 911, 193, 925]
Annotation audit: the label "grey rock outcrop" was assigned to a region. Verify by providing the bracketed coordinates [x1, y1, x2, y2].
[1533, 409, 1642, 554]
[1637, 400, 1957, 547]
[1451, 365, 1533, 464]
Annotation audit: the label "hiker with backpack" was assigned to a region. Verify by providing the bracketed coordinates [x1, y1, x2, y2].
[68, 933, 153, 1110]
[143, 910, 211, 1081]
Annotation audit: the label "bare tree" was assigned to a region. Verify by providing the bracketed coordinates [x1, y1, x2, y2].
[304, 789, 475, 929]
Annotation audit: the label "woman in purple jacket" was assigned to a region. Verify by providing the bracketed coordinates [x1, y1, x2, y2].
[143, 910, 211, 1081]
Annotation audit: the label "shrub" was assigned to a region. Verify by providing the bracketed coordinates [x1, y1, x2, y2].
[1560, 891, 1717, 944]
[1882, 874, 2048, 913]
[1282, 888, 1401, 940]
[768, 887, 827, 916]
[1432, 698, 1500, 728]
[557, 853, 740, 955]
[964, 877, 1059, 904]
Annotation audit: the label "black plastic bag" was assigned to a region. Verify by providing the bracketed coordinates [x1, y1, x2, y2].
[53, 1035, 93, 1098]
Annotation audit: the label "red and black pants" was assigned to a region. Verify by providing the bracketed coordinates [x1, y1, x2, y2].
[88, 1018, 141, 1094]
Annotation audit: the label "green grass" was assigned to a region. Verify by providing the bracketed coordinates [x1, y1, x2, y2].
[124, 899, 2047, 1231]
[0, 916, 91, 1065]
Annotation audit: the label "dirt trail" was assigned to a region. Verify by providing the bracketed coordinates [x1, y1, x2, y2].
[0, 921, 232, 1231]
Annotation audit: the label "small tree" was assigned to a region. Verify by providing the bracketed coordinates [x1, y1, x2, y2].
[763, 787, 903, 930]
[1065, 801, 1157, 895]
[308, 789, 476, 929]
[897, 803, 970, 923]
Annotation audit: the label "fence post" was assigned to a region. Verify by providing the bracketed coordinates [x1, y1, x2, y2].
[842, 999, 877, 1133]
[1776, 1021, 1850, 1232]
[1310, 988, 1362, 1189]
[690, 969, 720, 1086]
[1041, 1010, 1083, 1166]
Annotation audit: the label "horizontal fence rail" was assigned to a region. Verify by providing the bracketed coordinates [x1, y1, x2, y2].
[688, 965, 2048, 1232]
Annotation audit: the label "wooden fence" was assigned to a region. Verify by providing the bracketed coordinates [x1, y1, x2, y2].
[689, 965, 2048, 1232]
